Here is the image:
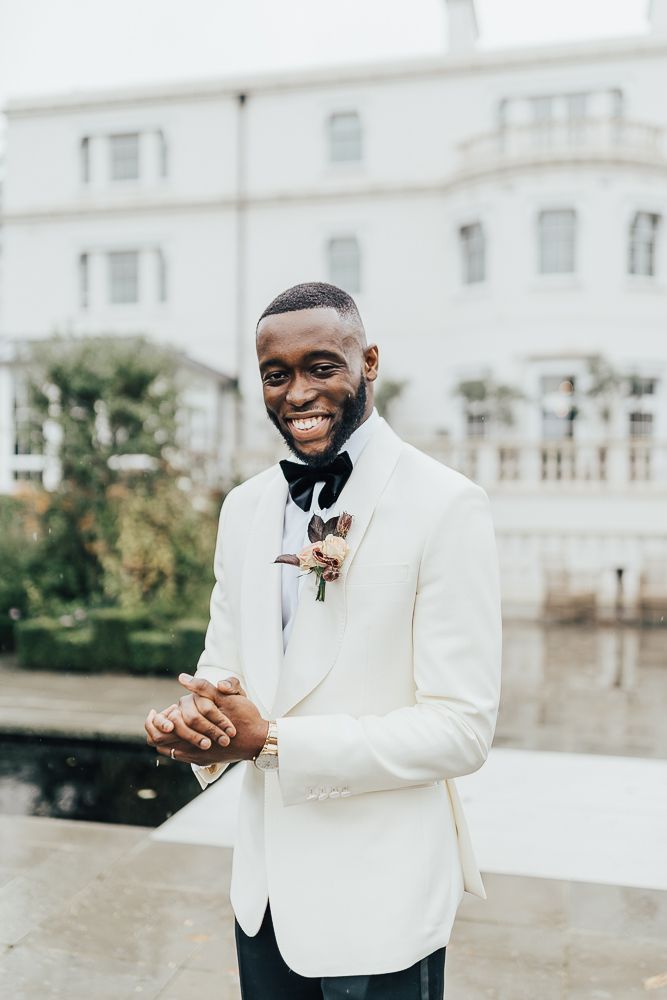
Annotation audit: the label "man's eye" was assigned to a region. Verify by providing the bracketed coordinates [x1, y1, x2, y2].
[263, 372, 287, 384]
[312, 366, 336, 377]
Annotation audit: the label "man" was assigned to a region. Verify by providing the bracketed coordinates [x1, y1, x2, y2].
[145, 282, 502, 999]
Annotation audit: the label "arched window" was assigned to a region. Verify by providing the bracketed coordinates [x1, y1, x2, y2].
[538, 209, 576, 274]
[629, 212, 660, 276]
[328, 112, 362, 163]
[459, 222, 486, 284]
[327, 237, 361, 293]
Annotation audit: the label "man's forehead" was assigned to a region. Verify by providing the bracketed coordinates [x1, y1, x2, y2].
[256, 308, 360, 357]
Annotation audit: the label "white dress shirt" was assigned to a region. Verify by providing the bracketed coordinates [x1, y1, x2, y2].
[280, 408, 380, 649]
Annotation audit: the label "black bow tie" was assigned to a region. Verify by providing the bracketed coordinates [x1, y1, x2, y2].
[280, 452, 353, 512]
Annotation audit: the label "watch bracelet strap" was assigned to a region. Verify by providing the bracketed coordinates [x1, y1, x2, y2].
[255, 721, 278, 759]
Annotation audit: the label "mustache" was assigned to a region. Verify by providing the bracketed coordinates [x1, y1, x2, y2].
[267, 380, 367, 468]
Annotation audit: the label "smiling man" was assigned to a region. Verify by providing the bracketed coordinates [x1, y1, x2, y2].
[145, 282, 502, 999]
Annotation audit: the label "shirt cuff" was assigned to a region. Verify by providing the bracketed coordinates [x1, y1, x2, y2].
[191, 761, 228, 789]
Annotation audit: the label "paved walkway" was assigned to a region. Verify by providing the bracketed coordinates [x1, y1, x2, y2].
[1, 813, 665, 999]
[0, 656, 175, 742]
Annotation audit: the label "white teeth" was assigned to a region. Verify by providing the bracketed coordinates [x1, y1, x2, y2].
[291, 416, 326, 431]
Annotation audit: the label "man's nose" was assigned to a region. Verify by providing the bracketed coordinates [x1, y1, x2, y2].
[285, 376, 317, 407]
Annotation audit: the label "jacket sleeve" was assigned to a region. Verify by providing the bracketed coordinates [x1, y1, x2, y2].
[276, 483, 502, 806]
[191, 496, 245, 789]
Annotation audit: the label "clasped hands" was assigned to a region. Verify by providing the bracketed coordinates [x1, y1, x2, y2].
[144, 674, 269, 766]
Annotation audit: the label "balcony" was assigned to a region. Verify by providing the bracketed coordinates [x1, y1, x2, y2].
[413, 439, 667, 490]
[457, 118, 667, 178]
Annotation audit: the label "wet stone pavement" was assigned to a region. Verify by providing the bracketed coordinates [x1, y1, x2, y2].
[1, 815, 666, 999]
[1, 623, 666, 997]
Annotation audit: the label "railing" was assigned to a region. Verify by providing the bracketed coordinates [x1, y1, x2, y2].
[458, 118, 666, 173]
[413, 439, 667, 488]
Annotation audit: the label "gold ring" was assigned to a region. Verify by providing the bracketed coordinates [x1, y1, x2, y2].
[170, 748, 176, 760]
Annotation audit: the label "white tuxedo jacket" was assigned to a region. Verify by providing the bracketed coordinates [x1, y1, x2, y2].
[193, 418, 502, 977]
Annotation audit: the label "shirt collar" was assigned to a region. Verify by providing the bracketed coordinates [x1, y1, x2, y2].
[339, 407, 380, 467]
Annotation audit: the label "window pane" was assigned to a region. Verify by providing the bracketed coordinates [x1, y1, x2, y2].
[80, 136, 90, 184]
[539, 209, 576, 274]
[109, 251, 139, 304]
[328, 237, 361, 293]
[156, 249, 167, 302]
[460, 222, 485, 284]
[110, 133, 140, 181]
[157, 130, 168, 178]
[79, 253, 89, 309]
[629, 212, 660, 276]
[13, 376, 43, 457]
[329, 112, 362, 163]
[629, 412, 653, 438]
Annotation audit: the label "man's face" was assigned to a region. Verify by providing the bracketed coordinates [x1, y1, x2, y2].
[256, 307, 378, 467]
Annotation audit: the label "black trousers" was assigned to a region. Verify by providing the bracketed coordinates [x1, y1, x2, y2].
[235, 907, 446, 1000]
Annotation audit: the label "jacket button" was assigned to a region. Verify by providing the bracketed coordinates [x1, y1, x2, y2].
[341, 788, 352, 798]
[329, 789, 340, 799]
[318, 791, 329, 801]
[305, 789, 317, 800]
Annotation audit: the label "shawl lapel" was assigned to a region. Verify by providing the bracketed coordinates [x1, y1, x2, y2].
[272, 419, 403, 718]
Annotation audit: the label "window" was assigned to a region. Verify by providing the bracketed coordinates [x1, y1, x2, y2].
[459, 222, 485, 284]
[539, 209, 576, 274]
[329, 112, 362, 163]
[13, 377, 43, 457]
[531, 96, 554, 125]
[157, 130, 168, 178]
[466, 412, 488, 438]
[327, 237, 361, 293]
[109, 251, 139, 304]
[628, 375, 657, 397]
[629, 412, 653, 438]
[79, 253, 89, 309]
[110, 133, 140, 181]
[541, 375, 577, 439]
[628, 212, 660, 277]
[156, 249, 167, 302]
[80, 136, 91, 184]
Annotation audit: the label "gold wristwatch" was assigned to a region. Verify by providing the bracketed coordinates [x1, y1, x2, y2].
[253, 721, 279, 771]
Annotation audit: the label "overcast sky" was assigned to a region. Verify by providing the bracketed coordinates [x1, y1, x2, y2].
[0, 0, 650, 116]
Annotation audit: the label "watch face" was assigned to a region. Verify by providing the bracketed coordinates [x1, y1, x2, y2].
[255, 752, 279, 771]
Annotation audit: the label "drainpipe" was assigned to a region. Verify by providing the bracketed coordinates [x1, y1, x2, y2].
[233, 92, 248, 473]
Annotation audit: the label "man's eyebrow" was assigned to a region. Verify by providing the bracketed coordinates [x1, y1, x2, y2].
[259, 349, 346, 371]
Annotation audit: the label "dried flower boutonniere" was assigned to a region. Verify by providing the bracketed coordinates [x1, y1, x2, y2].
[275, 512, 353, 602]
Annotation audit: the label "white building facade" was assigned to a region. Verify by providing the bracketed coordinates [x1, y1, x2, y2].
[1, 0, 667, 619]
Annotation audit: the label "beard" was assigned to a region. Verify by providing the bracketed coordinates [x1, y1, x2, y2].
[267, 378, 368, 468]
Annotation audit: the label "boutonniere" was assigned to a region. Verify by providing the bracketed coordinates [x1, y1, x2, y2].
[275, 512, 353, 602]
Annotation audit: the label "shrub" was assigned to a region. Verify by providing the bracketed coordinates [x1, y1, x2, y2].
[128, 630, 177, 676]
[88, 608, 151, 670]
[172, 618, 208, 673]
[52, 628, 95, 671]
[16, 618, 62, 669]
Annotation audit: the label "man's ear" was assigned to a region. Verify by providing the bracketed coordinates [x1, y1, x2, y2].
[364, 344, 379, 382]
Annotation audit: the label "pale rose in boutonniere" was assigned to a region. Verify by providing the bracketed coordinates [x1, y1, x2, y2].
[276, 512, 353, 602]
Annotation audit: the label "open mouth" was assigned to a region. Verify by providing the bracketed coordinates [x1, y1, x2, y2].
[285, 414, 333, 443]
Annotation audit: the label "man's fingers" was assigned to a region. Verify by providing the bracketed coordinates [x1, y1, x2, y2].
[181, 696, 234, 745]
[168, 709, 218, 750]
[217, 676, 245, 696]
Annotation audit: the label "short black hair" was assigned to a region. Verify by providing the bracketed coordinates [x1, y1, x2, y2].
[257, 281, 363, 330]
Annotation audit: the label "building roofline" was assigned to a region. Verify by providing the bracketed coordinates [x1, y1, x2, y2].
[3, 31, 664, 117]
[0, 335, 235, 386]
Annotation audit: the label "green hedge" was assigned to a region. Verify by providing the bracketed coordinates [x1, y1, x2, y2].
[52, 628, 95, 671]
[172, 618, 207, 673]
[128, 630, 176, 676]
[0, 620, 14, 654]
[16, 619, 96, 671]
[15, 612, 207, 674]
[88, 608, 151, 670]
[16, 618, 62, 669]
